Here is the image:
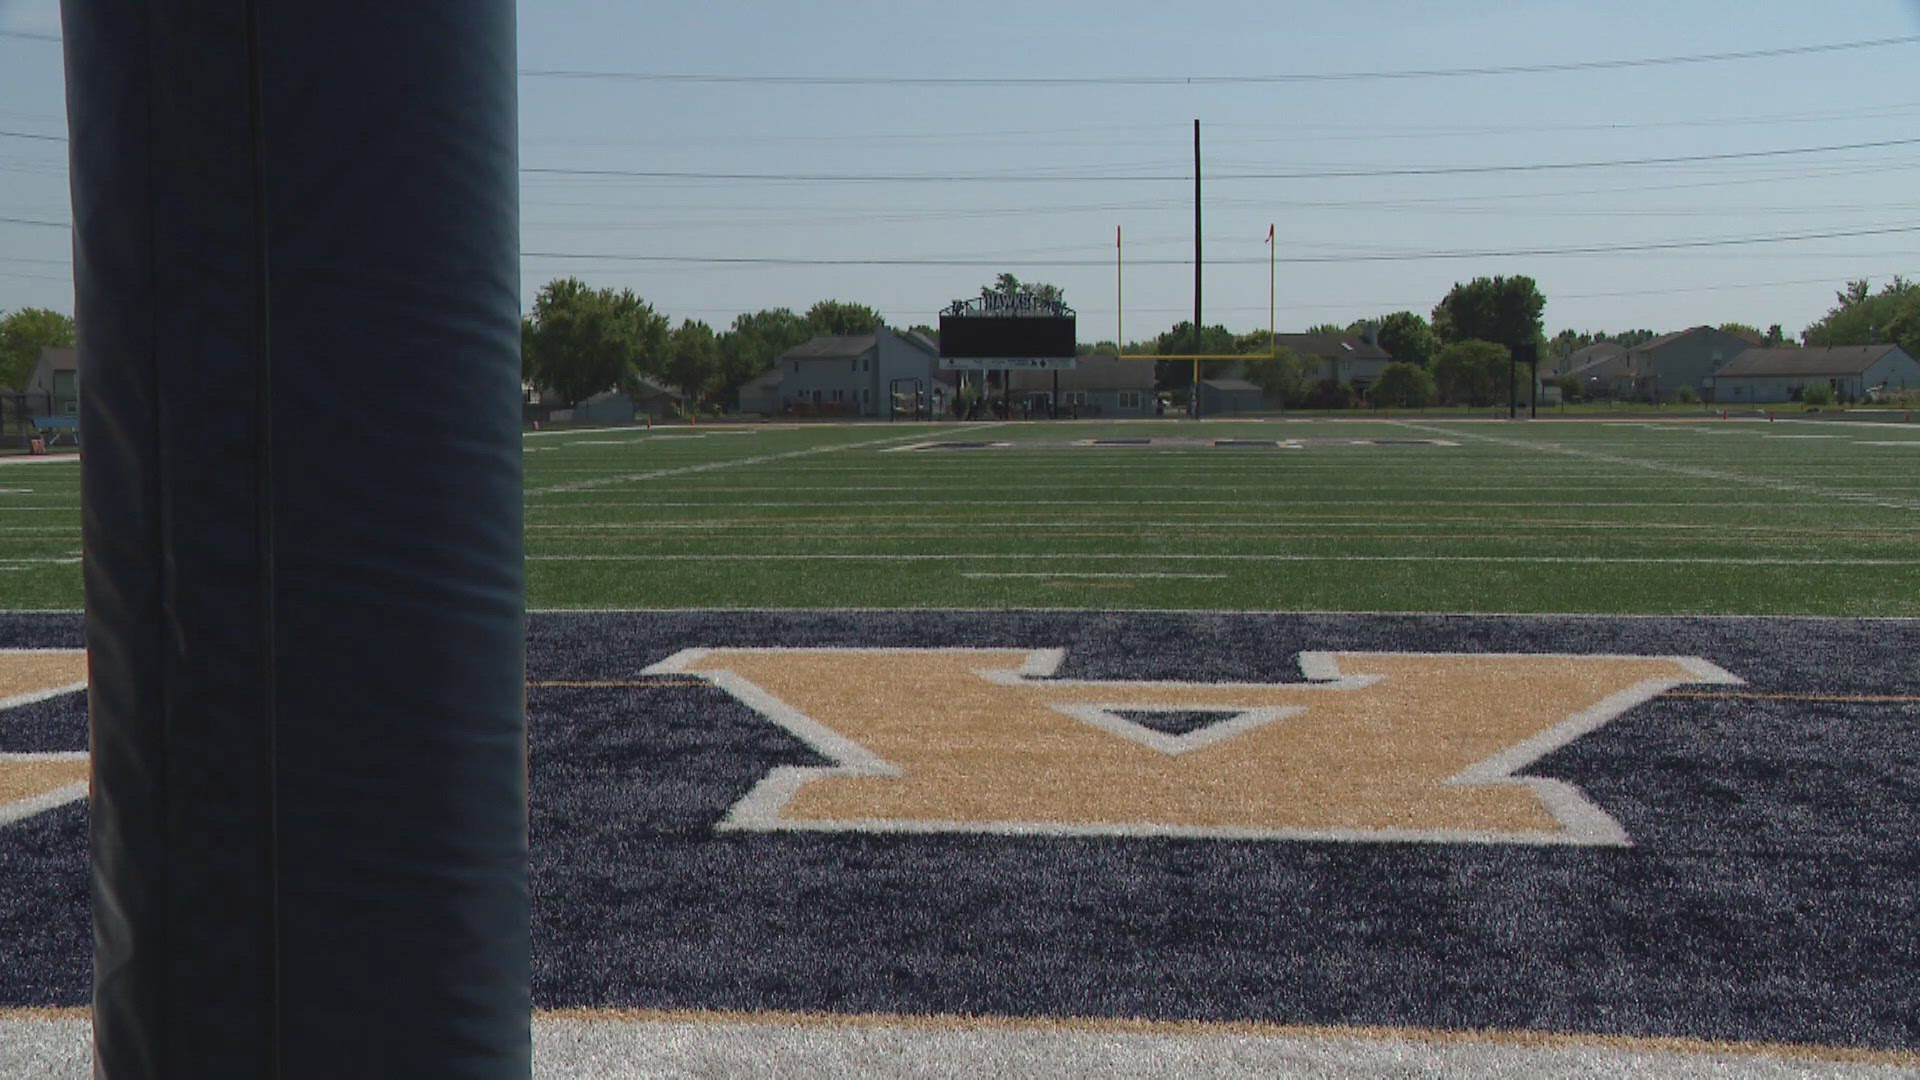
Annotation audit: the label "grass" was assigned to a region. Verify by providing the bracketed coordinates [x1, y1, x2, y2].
[6, 414, 1920, 614]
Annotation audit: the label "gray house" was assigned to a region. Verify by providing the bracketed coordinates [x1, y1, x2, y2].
[1196, 378, 1267, 415]
[1600, 326, 1754, 402]
[21, 346, 79, 414]
[1007, 356, 1157, 417]
[1554, 341, 1624, 380]
[1274, 332, 1393, 392]
[778, 325, 940, 418]
[1709, 345, 1919, 405]
[735, 368, 784, 416]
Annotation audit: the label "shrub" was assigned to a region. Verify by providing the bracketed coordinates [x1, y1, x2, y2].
[1801, 383, 1835, 406]
[1372, 362, 1438, 408]
[1675, 386, 1699, 405]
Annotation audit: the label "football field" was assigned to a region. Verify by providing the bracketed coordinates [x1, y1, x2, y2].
[3, 417, 1919, 1076]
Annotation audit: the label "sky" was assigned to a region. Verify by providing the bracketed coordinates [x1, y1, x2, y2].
[4, 0, 1920, 344]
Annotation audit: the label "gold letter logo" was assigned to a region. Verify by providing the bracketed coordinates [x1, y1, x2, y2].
[651, 648, 1741, 845]
[0, 650, 88, 826]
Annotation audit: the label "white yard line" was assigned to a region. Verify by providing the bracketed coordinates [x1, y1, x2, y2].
[1390, 420, 1920, 512]
[523, 520, 1918, 533]
[528, 553, 1917, 566]
[528, 425, 1003, 495]
[962, 571, 1228, 579]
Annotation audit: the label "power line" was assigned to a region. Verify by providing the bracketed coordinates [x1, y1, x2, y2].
[517, 136, 1920, 184]
[520, 222, 1920, 267]
[520, 34, 1920, 86]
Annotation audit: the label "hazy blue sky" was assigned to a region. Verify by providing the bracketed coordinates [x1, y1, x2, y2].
[4, 1, 1920, 342]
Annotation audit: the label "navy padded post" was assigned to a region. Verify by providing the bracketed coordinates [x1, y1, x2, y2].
[65, 2, 528, 1074]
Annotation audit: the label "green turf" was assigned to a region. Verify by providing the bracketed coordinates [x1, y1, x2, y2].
[6, 415, 1920, 614]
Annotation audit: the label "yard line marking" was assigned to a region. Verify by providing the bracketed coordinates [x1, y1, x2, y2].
[1390, 420, 1920, 512]
[522, 520, 1920, 535]
[961, 571, 1228, 579]
[527, 553, 1919, 566]
[529, 425, 1003, 495]
[1855, 440, 1920, 446]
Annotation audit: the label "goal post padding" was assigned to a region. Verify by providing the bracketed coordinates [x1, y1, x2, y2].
[65, 1, 530, 1073]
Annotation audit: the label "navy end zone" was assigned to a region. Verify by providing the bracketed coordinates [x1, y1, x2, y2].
[2, 610, 1917, 1063]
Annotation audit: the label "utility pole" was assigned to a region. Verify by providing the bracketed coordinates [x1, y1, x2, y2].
[1192, 118, 1202, 419]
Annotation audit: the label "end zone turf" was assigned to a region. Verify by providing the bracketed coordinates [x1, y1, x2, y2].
[2, 608, 1916, 1075]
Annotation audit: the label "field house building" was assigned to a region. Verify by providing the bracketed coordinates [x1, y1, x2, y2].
[1708, 344, 1920, 404]
[1008, 356, 1157, 417]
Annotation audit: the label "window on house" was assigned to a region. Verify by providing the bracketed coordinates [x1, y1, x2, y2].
[1118, 391, 1140, 409]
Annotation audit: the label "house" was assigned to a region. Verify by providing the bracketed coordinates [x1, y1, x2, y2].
[20, 346, 79, 415]
[735, 368, 784, 416]
[529, 374, 684, 426]
[1708, 345, 1919, 405]
[778, 325, 941, 418]
[1553, 341, 1624, 380]
[1592, 326, 1753, 402]
[1273, 332, 1393, 392]
[1007, 356, 1157, 417]
[1195, 378, 1267, 416]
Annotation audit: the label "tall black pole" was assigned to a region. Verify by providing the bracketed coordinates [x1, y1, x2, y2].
[1193, 118, 1202, 418]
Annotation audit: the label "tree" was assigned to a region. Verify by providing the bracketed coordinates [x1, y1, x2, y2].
[1374, 311, 1438, 367]
[0, 307, 76, 391]
[1303, 323, 1347, 336]
[664, 319, 721, 408]
[1431, 340, 1509, 406]
[1431, 276, 1545, 354]
[1371, 362, 1438, 408]
[804, 300, 882, 337]
[1802, 277, 1920, 357]
[1151, 321, 1238, 388]
[1241, 347, 1315, 405]
[521, 277, 669, 407]
[1718, 322, 1765, 343]
[981, 273, 1064, 307]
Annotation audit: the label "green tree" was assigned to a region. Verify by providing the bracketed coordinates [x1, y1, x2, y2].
[1718, 322, 1765, 343]
[1151, 321, 1238, 388]
[805, 299, 882, 336]
[1371, 361, 1438, 408]
[1303, 322, 1347, 336]
[1803, 277, 1920, 357]
[1431, 276, 1545, 354]
[1241, 346, 1315, 405]
[664, 319, 721, 408]
[0, 307, 76, 391]
[721, 307, 811, 369]
[1374, 311, 1438, 367]
[522, 277, 669, 407]
[1431, 339, 1510, 406]
[981, 273, 1064, 306]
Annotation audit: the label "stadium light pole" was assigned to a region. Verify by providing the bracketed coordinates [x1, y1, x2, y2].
[1192, 118, 1201, 420]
